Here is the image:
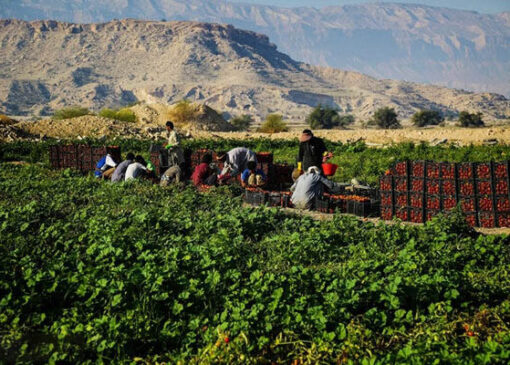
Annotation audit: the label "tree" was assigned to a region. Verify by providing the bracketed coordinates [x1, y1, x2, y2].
[369, 107, 400, 129]
[458, 111, 484, 127]
[230, 115, 253, 131]
[412, 110, 444, 127]
[306, 105, 353, 129]
[167, 100, 199, 125]
[258, 114, 288, 133]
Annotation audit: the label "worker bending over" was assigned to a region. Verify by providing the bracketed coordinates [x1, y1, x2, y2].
[217, 147, 257, 179]
[111, 153, 135, 182]
[290, 166, 336, 210]
[95, 153, 117, 179]
[191, 154, 218, 187]
[241, 161, 266, 188]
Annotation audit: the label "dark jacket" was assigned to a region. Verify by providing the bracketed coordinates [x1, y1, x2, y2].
[298, 136, 326, 171]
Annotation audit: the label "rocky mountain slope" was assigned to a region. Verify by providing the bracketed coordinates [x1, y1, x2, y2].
[1, 0, 509, 96]
[0, 19, 508, 126]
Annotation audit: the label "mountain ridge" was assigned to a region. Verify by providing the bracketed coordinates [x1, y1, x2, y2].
[0, 19, 508, 126]
[1, 0, 509, 96]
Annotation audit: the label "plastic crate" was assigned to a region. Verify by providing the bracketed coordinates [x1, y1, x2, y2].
[426, 210, 441, 221]
[426, 161, 440, 179]
[494, 162, 509, 179]
[442, 196, 457, 210]
[441, 180, 456, 196]
[393, 161, 409, 176]
[346, 200, 379, 217]
[495, 179, 509, 196]
[256, 152, 273, 164]
[497, 212, 510, 228]
[244, 190, 267, 206]
[460, 197, 476, 213]
[394, 177, 408, 192]
[458, 163, 474, 180]
[479, 212, 496, 228]
[426, 180, 440, 195]
[395, 207, 409, 221]
[459, 181, 475, 196]
[476, 163, 491, 179]
[381, 206, 393, 220]
[281, 192, 293, 208]
[267, 192, 282, 207]
[465, 213, 477, 227]
[330, 196, 346, 213]
[410, 208, 425, 223]
[380, 176, 393, 192]
[380, 191, 392, 207]
[315, 195, 331, 213]
[411, 177, 425, 192]
[477, 180, 493, 196]
[410, 192, 424, 208]
[395, 192, 408, 207]
[426, 195, 440, 210]
[440, 163, 455, 180]
[477, 195, 494, 212]
[411, 161, 425, 177]
[496, 196, 510, 212]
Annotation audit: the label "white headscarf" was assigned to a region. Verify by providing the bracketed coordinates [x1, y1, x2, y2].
[307, 166, 321, 174]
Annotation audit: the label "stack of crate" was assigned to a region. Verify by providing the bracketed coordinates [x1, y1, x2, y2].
[49, 145, 121, 172]
[380, 160, 510, 228]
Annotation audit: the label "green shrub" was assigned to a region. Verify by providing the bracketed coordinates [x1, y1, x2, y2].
[412, 110, 444, 127]
[99, 108, 137, 123]
[230, 115, 253, 131]
[306, 105, 353, 129]
[259, 114, 288, 133]
[53, 107, 91, 120]
[458, 111, 485, 128]
[369, 107, 401, 129]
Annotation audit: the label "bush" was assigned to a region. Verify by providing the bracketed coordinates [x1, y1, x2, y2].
[306, 105, 350, 129]
[369, 107, 400, 129]
[230, 115, 253, 131]
[167, 100, 199, 125]
[53, 107, 91, 120]
[458, 111, 485, 127]
[412, 110, 444, 127]
[258, 114, 288, 133]
[99, 108, 137, 123]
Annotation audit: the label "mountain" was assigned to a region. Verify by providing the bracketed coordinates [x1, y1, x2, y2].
[0, 19, 508, 126]
[1, 1, 510, 97]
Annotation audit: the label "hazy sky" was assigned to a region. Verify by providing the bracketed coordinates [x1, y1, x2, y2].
[229, 0, 510, 13]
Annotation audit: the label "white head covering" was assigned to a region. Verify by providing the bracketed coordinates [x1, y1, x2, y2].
[307, 166, 320, 174]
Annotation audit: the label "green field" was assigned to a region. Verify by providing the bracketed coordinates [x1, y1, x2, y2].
[1, 139, 510, 363]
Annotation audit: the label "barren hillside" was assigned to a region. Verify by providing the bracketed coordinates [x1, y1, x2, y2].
[0, 19, 509, 127]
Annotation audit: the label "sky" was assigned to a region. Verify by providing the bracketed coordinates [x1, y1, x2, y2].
[229, 0, 510, 13]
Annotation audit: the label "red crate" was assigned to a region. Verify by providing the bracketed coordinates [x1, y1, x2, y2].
[442, 196, 457, 210]
[426, 180, 440, 195]
[426, 210, 440, 221]
[395, 208, 408, 221]
[380, 176, 393, 192]
[495, 179, 509, 196]
[440, 163, 455, 180]
[496, 196, 510, 212]
[459, 181, 475, 196]
[381, 192, 392, 207]
[410, 208, 424, 223]
[441, 180, 456, 195]
[458, 163, 474, 180]
[410, 192, 424, 208]
[494, 163, 509, 179]
[426, 195, 440, 210]
[465, 213, 477, 227]
[477, 196, 494, 212]
[393, 161, 409, 176]
[395, 192, 408, 207]
[411, 177, 425, 192]
[477, 180, 493, 196]
[411, 161, 425, 177]
[381, 207, 393, 220]
[426, 161, 440, 179]
[460, 197, 476, 213]
[497, 212, 510, 228]
[476, 163, 491, 179]
[395, 177, 408, 192]
[479, 212, 496, 228]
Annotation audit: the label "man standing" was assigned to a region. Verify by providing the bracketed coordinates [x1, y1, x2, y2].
[298, 129, 327, 173]
[163, 121, 185, 168]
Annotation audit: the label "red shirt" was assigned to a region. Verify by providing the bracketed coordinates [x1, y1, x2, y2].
[192, 163, 212, 186]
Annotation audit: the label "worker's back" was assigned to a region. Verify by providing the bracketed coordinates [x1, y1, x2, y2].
[291, 173, 326, 209]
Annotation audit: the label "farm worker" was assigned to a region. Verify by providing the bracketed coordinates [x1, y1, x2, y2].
[95, 153, 117, 179]
[160, 164, 185, 187]
[241, 160, 266, 188]
[163, 121, 185, 168]
[290, 166, 336, 210]
[125, 155, 148, 181]
[217, 147, 257, 178]
[191, 153, 218, 187]
[111, 152, 135, 182]
[298, 129, 327, 173]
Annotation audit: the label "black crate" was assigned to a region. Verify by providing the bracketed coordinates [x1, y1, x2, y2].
[329, 196, 346, 213]
[315, 195, 332, 213]
[281, 193, 293, 208]
[346, 200, 379, 217]
[267, 192, 282, 207]
[244, 190, 267, 206]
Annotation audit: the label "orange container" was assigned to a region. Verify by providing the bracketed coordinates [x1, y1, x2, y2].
[322, 163, 338, 176]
